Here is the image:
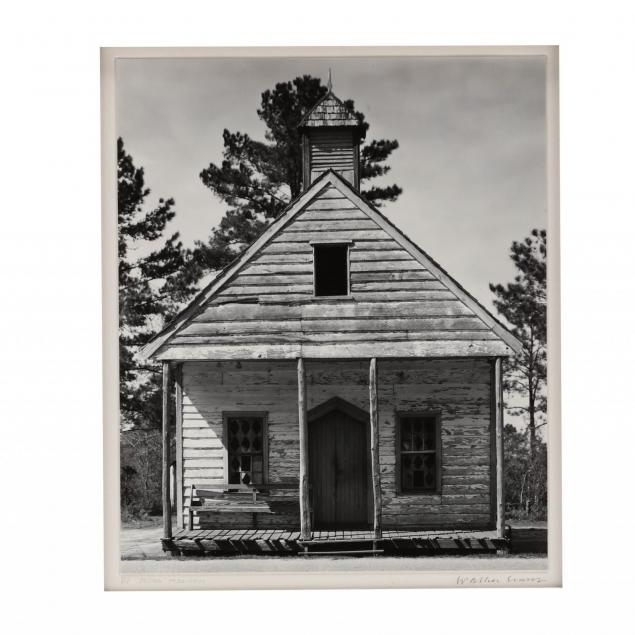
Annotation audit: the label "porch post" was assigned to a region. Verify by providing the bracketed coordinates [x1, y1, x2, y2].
[170, 463, 176, 508]
[369, 358, 382, 539]
[175, 363, 183, 529]
[494, 357, 505, 539]
[297, 357, 311, 539]
[162, 361, 172, 540]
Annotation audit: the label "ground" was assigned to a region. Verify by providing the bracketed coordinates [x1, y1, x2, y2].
[120, 517, 548, 572]
[120, 522, 165, 560]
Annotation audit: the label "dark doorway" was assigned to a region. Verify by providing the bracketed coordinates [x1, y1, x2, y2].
[308, 401, 369, 529]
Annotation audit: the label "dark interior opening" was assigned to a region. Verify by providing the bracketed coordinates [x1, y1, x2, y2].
[313, 243, 349, 296]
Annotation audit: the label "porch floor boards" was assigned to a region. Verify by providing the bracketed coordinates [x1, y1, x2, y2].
[173, 527, 499, 541]
[165, 527, 507, 557]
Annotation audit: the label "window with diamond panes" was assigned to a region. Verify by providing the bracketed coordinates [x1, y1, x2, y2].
[398, 414, 440, 493]
[226, 415, 266, 485]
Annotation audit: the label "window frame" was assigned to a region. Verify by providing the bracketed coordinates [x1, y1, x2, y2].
[222, 411, 269, 486]
[395, 411, 442, 496]
[310, 240, 352, 298]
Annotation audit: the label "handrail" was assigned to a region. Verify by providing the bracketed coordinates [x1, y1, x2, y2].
[192, 481, 299, 492]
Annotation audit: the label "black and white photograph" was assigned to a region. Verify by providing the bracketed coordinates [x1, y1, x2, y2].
[8, 0, 635, 630]
[105, 47, 558, 588]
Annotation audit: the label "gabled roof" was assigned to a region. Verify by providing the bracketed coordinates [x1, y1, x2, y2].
[140, 170, 523, 361]
[298, 91, 362, 128]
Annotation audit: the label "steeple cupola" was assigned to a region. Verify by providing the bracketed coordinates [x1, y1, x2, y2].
[298, 89, 365, 191]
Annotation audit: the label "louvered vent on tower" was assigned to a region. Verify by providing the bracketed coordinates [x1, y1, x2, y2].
[299, 91, 365, 190]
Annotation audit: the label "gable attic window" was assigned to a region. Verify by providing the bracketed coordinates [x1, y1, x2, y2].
[312, 242, 350, 297]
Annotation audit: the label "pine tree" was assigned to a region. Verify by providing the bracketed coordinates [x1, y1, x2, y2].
[503, 423, 547, 519]
[490, 229, 547, 458]
[195, 75, 402, 269]
[118, 137, 199, 430]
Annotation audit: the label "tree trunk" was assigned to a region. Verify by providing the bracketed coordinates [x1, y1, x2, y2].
[528, 388, 536, 461]
[519, 472, 527, 509]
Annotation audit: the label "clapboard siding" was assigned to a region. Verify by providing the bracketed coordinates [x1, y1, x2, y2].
[164, 183, 503, 358]
[288, 219, 378, 231]
[173, 333, 500, 346]
[273, 229, 388, 242]
[192, 300, 475, 322]
[234, 263, 312, 275]
[180, 358, 492, 530]
[181, 360, 298, 529]
[377, 358, 492, 528]
[181, 316, 490, 336]
[299, 208, 368, 219]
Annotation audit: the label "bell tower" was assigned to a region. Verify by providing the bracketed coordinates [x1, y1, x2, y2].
[298, 85, 365, 191]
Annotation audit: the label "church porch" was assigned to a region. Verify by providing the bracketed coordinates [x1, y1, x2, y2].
[158, 356, 507, 555]
[162, 526, 510, 557]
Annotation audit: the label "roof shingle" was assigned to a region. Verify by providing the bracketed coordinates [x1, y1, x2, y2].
[299, 92, 362, 128]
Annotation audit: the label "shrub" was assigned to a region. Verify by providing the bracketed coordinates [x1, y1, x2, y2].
[120, 429, 163, 519]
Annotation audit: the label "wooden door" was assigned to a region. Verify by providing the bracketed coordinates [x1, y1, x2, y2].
[309, 409, 368, 529]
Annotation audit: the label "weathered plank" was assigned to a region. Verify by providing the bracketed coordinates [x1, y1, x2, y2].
[159, 339, 513, 360]
[162, 362, 172, 539]
[181, 316, 490, 337]
[298, 358, 311, 539]
[217, 284, 313, 296]
[183, 458, 224, 468]
[289, 219, 378, 231]
[257, 242, 313, 254]
[348, 240, 402, 251]
[237, 263, 313, 275]
[173, 331, 500, 346]
[349, 250, 415, 262]
[175, 364, 183, 529]
[183, 438, 224, 448]
[233, 274, 313, 286]
[272, 229, 387, 242]
[352, 280, 447, 292]
[183, 448, 225, 458]
[369, 358, 382, 539]
[495, 357, 505, 538]
[252, 252, 313, 264]
[298, 208, 368, 219]
[350, 270, 436, 282]
[213, 291, 463, 305]
[301, 199, 359, 212]
[349, 260, 425, 272]
[260, 239, 402, 254]
[349, 291, 458, 301]
[192, 299, 475, 323]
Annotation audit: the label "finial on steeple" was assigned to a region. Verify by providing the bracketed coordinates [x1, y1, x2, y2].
[327, 68, 332, 92]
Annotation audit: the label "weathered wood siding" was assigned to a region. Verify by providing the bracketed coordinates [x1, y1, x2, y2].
[167, 182, 507, 360]
[180, 358, 492, 530]
[378, 359, 493, 529]
[180, 360, 298, 529]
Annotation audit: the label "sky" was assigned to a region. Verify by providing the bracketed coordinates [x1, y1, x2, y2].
[115, 54, 547, 310]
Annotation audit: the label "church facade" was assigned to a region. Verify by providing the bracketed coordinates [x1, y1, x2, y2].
[141, 90, 522, 545]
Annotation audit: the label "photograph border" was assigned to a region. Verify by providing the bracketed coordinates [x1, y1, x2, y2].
[101, 44, 560, 591]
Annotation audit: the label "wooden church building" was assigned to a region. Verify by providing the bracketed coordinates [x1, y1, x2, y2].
[140, 89, 522, 553]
